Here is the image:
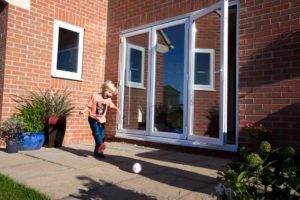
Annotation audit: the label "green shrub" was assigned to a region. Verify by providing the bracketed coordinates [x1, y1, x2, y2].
[18, 100, 45, 132]
[217, 141, 300, 200]
[14, 92, 46, 132]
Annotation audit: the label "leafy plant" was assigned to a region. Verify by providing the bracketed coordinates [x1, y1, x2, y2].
[15, 97, 45, 132]
[13, 88, 74, 126]
[216, 141, 300, 200]
[0, 114, 25, 143]
[41, 88, 75, 119]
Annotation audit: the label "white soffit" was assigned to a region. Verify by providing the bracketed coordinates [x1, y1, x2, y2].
[5, 0, 31, 10]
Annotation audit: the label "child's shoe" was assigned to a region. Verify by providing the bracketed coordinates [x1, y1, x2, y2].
[94, 152, 106, 159]
[97, 142, 106, 154]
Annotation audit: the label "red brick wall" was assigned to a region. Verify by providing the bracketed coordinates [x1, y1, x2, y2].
[1, 0, 108, 144]
[239, 0, 300, 151]
[0, 2, 8, 122]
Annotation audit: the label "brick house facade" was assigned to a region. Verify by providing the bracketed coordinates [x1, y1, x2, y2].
[1, 0, 299, 152]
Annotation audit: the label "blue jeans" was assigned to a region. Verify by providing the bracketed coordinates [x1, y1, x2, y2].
[88, 117, 105, 155]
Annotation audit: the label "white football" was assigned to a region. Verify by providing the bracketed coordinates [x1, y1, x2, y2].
[132, 162, 142, 173]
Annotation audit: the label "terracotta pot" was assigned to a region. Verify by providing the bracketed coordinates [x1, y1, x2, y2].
[44, 117, 66, 148]
[48, 117, 66, 125]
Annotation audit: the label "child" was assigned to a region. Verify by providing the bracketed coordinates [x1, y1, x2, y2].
[79, 80, 120, 158]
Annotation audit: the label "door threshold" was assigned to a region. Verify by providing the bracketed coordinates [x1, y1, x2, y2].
[116, 132, 238, 152]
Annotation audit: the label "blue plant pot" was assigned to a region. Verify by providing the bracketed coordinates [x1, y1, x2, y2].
[16, 132, 45, 150]
[6, 140, 19, 153]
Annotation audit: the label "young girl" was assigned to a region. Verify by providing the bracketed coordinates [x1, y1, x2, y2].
[79, 80, 120, 158]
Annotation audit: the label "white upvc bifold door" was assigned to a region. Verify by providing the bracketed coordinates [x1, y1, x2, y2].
[118, 0, 230, 147]
[187, 0, 228, 145]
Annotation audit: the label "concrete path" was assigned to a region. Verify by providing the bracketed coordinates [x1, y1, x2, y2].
[0, 142, 229, 200]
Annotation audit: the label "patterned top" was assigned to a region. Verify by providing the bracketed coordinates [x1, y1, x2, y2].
[87, 93, 113, 123]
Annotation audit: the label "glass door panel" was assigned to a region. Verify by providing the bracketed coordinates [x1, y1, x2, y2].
[152, 22, 186, 137]
[122, 32, 149, 132]
[189, 1, 228, 145]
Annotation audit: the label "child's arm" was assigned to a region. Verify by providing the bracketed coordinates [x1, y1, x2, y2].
[110, 100, 120, 115]
[79, 94, 94, 115]
[79, 105, 90, 115]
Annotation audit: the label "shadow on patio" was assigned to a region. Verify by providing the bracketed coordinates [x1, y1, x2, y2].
[60, 144, 222, 198]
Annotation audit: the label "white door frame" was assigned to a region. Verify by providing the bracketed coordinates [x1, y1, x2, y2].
[118, 28, 151, 135]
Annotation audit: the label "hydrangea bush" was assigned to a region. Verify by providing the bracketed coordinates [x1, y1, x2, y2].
[216, 140, 300, 200]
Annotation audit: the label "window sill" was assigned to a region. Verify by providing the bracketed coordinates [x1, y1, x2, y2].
[51, 74, 83, 81]
[193, 86, 215, 91]
[125, 82, 146, 89]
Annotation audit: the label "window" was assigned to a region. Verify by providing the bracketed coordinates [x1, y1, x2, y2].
[51, 20, 84, 80]
[126, 43, 145, 88]
[194, 48, 214, 90]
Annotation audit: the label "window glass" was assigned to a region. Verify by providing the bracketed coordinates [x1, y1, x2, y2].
[129, 48, 142, 83]
[192, 9, 221, 138]
[154, 24, 185, 133]
[57, 28, 79, 73]
[123, 33, 149, 131]
[195, 52, 210, 85]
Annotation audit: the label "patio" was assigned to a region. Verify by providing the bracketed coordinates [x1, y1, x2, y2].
[0, 142, 229, 200]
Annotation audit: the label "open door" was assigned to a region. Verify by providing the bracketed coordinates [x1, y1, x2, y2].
[188, 0, 228, 145]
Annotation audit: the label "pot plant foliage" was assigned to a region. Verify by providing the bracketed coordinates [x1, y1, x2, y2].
[41, 88, 75, 120]
[13, 87, 75, 148]
[41, 88, 75, 147]
[14, 88, 75, 124]
[0, 114, 25, 152]
[16, 97, 45, 132]
[13, 91, 47, 150]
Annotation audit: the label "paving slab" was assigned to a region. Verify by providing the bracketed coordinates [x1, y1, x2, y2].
[0, 142, 229, 200]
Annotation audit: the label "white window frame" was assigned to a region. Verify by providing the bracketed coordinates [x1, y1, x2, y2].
[125, 43, 145, 89]
[194, 48, 215, 91]
[51, 20, 84, 81]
